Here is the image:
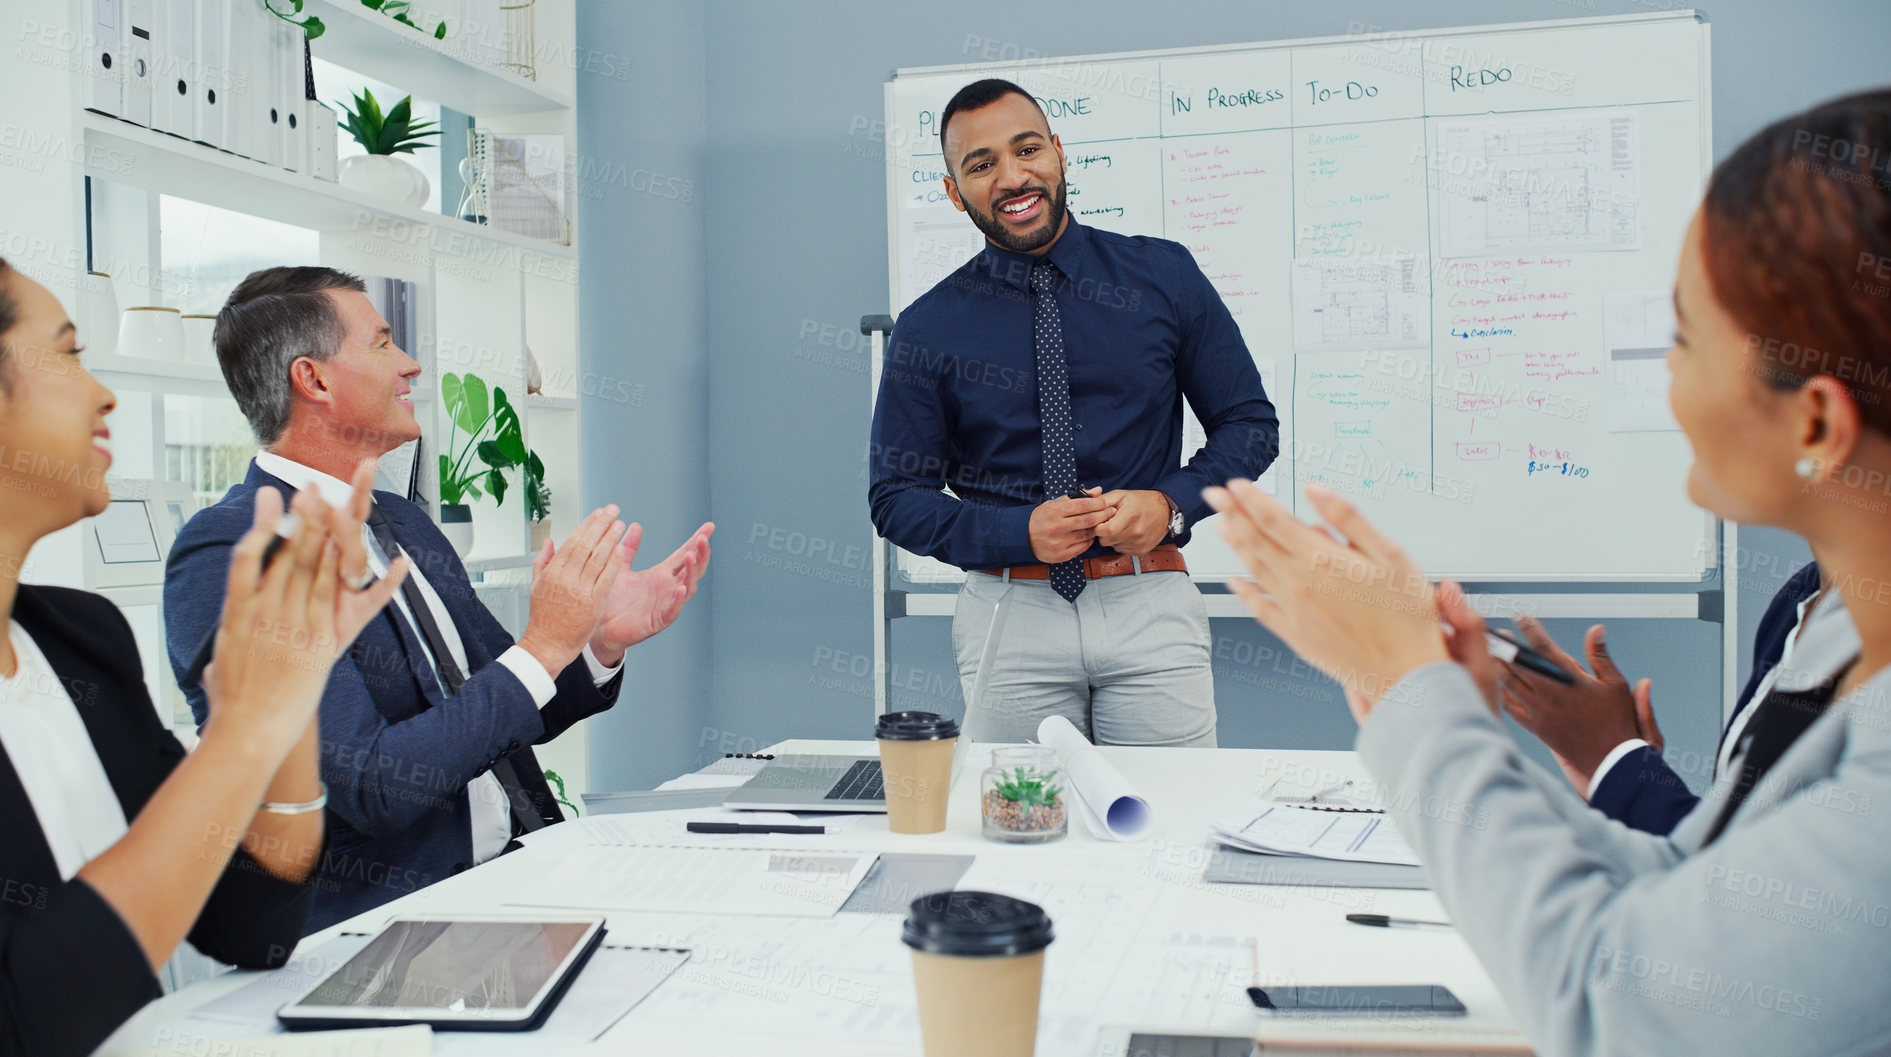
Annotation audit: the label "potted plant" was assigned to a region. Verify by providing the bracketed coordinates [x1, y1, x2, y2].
[525, 448, 553, 551]
[336, 87, 439, 207]
[436, 371, 525, 556]
[980, 747, 1068, 843]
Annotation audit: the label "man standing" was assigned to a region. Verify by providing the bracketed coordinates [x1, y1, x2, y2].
[166, 266, 712, 930]
[869, 79, 1277, 746]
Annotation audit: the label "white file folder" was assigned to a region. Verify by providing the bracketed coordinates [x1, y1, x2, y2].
[253, 10, 283, 168]
[122, 0, 155, 126]
[81, 0, 124, 118]
[276, 21, 304, 171]
[218, 0, 260, 159]
[152, 0, 194, 138]
[190, 0, 222, 147]
[307, 99, 337, 181]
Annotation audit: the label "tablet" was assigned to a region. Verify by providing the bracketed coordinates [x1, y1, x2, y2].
[278, 917, 607, 1032]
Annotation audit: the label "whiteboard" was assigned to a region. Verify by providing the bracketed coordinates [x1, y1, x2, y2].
[880, 11, 1716, 583]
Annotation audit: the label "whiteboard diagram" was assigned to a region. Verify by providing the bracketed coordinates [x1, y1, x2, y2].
[1438, 112, 1642, 258]
[1292, 255, 1431, 349]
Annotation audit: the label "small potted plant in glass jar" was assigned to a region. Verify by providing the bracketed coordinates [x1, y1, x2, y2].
[980, 746, 1067, 843]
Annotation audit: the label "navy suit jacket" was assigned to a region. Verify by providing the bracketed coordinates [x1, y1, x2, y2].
[164, 462, 622, 932]
[1589, 560, 1822, 834]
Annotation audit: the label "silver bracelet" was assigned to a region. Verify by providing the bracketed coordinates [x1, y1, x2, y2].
[260, 782, 328, 815]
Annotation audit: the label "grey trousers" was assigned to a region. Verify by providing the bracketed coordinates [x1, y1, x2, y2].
[951, 567, 1217, 747]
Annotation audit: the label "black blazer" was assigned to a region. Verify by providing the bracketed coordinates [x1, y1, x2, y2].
[0, 584, 315, 1057]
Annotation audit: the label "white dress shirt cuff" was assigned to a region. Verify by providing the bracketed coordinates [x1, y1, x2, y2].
[1586, 738, 1651, 801]
[496, 645, 559, 709]
[583, 643, 625, 685]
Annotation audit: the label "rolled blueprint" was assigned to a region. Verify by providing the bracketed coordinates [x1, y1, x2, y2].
[1036, 716, 1153, 841]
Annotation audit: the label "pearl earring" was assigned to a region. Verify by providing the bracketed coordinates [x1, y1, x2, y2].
[1794, 456, 1816, 479]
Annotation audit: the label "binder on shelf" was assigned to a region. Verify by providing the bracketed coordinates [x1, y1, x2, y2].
[275, 20, 305, 172]
[121, 0, 156, 127]
[307, 100, 337, 181]
[252, 2, 282, 168]
[190, 0, 223, 148]
[218, 0, 262, 160]
[152, 0, 195, 139]
[81, 0, 124, 118]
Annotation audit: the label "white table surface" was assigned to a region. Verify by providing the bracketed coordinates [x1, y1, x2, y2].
[100, 740, 1517, 1056]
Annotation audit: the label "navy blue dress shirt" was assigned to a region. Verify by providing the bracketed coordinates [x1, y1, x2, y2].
[869, 219, 1279, 571]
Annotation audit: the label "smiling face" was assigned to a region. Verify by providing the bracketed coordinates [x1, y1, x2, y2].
[308, 288, 422, 455]
[0, 268, 118, 532]
[941, 91, 1069, 255]
[1667, 210, 1833, 527]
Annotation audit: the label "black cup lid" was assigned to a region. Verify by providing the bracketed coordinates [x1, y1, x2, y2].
[875, 711, 960, 741]
[901, 890, 1054, 957]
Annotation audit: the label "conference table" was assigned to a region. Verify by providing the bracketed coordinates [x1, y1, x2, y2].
[103, 741, 1526, 1056]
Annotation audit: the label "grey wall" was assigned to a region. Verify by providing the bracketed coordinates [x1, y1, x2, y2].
[577, 0, 713, 790]
[579, 0, 1887, 790]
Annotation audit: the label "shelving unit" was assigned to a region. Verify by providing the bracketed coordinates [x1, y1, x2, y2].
[304, 0, 575, 115]
[7, 0, 593, 797]
[80, 114, 577, 260]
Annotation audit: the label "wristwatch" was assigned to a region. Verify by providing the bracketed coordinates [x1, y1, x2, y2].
[1161, 492, 1185, 539]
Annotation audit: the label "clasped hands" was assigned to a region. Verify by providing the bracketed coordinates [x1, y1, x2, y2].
[516, 506, 715, 674]
[1029, 488, 1174, 563]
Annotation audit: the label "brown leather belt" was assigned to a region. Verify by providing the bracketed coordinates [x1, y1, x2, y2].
[980, 543, 1187, 581]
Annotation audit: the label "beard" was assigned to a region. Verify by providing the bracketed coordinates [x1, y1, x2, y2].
[963, 173, 1069, 254]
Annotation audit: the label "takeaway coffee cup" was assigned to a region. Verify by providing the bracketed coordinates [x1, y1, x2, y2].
[902, 890, 1054, 1057]
[875, 711, 959, 834]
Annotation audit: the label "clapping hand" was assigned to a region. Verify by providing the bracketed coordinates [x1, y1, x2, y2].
[517, 506, 629, 674]
[1203, 480, 1455, 722]
[202, 483, 407, 756]
[1499, 616, 1661, 794]
[589, 521, 715, 662]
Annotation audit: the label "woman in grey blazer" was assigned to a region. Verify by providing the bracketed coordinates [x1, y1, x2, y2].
[1208, 88, 1891, 1057]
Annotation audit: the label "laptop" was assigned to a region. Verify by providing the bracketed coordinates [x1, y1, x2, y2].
[723, 747, 965, 813]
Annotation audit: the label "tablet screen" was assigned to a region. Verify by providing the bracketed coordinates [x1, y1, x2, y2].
[289, 920, 597, 1017]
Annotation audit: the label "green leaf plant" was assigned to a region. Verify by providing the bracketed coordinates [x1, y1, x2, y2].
[335, 88, 440, 156]
[359, 0, 448, 39]
[262, 0, 325, 40]
[992, 767, 1063, 808]
[437, 372, 526, 508]
[524, 449, 550, 524]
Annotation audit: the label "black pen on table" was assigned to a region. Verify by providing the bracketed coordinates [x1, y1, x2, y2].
[1347, 913, 1453, 932]
[687, 822, 827, 835]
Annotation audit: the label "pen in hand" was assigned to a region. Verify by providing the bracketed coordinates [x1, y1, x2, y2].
[1482, 628, 1576, 685]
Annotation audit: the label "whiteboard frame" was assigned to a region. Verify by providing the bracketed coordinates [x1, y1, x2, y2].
[876, 8, 1719, 585]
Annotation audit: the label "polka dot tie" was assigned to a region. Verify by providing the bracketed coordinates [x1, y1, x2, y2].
[1031, 260, 1085, 603]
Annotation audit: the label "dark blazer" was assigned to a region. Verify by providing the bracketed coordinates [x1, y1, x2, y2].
[164, 462, 622, 932]
[1589, 560, 1823, 834]
[0, 584, 312, 1057]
